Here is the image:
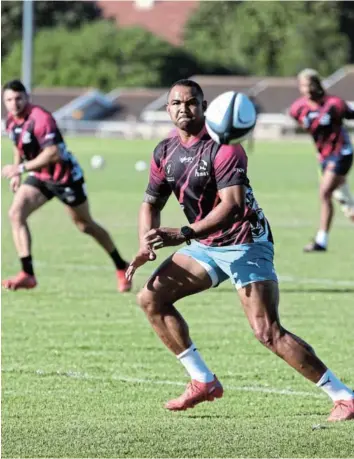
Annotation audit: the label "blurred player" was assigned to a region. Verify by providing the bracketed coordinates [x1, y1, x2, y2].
[290, 68, 354, 252]
[126, 79, 354, 421]
[2, 80, 131, 292]
[246, 91, 261, 153]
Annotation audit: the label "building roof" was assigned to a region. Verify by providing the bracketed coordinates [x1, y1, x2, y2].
[109, 88, 168, 120]
[98, 0, 199, 45]
[1, 87, 90, 119]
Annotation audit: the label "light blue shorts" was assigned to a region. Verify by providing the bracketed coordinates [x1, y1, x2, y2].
[177, 240, 278, 289]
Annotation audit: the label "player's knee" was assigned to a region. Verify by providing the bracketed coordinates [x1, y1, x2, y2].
[253, 324, 283, 350]
[319, 188, 333, 201]
[137, 288, 159, 315]
[8, 206, 25, 225]
[75, 219, 93, 234]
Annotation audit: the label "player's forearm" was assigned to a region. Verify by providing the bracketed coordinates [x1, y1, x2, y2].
[190, 201, 243, 239]
[139, 202, 161, 246]
[13, 148, 21, 166]
[23, 146, 60, 172]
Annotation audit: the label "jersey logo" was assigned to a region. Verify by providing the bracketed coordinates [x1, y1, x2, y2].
[165, 161, 175, 182]
[195, 159, 209, 177]
[22, 131, 32, 144]
[308, 112, 319, 120]
[319, 114, 331, 126]
[180, 156, 194, 164]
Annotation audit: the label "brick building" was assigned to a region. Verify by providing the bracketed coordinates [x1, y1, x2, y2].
[97, 0, 199, 45]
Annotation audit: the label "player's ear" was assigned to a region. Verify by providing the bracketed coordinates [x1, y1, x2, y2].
[166, 103, 171, 115]
[202, 100, 207, 112]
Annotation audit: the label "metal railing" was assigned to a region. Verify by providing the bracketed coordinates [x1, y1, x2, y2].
[2, 114, 354, 140]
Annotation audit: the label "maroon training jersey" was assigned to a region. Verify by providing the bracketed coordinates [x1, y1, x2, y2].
[146, 128, 273, 247]
[289, 95, 354, 161]
[6, 104, 83, 184]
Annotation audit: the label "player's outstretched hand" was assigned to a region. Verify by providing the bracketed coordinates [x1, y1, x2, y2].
[2, 164, 21, 179]
[144, 227, 185, 250]
[10, 176, 21, 193]
[126, 248, 156, 281]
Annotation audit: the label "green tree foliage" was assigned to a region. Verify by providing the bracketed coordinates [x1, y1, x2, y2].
[184, 1, 350, 76]
[339, 0, 354, 62]
[2, 21, 201, 90]
[1, 0, 103, 59]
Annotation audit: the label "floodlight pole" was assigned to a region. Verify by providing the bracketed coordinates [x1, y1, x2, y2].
[22, 0, 34, 93]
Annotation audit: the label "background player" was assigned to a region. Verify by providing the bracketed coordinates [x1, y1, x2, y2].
[290, 68, 354, 252]
[126, 79, 354, 421]
[2, 79, 131, 292]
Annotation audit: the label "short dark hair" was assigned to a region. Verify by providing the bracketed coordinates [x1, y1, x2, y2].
[309, 75, 325, 97]
[168, 79, 204, 99]
[3, 79, 27, 93]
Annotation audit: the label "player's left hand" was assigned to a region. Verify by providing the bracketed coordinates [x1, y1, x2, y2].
[2, 164, 21, 179]
[126, 247, 156, 281]
[144, 227, 185, 249]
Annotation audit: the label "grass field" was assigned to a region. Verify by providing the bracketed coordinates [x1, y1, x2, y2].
[2, 137, 354, 458]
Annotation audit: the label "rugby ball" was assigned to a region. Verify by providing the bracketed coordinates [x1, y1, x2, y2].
[90, 155, 105, 169]
[205, 91, 257, 144]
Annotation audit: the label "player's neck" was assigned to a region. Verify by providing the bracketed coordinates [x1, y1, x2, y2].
[309, 94, 326, 106]
[12, 104, 31, 121]
[178, 123, 206, 146]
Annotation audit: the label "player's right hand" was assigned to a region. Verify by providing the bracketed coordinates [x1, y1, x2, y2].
[126, 248, 156, 281]
[10, 175, 21, 193]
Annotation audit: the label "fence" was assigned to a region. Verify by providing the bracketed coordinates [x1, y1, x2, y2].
[2, 114, 354, 140]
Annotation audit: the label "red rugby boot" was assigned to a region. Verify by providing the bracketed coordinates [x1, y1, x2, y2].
[165, 376, 223, 411]
[327, 398, 354, 422]
[116, 267, 132, 293]
[2, 271, 37, 291]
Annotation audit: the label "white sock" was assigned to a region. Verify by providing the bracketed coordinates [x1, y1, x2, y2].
[333, 183, 354, 207]
[333, 183, 354, 217]
[315, 230, 328, 248]
[316, 369, 354, 401]
[177, 343, 214, 383]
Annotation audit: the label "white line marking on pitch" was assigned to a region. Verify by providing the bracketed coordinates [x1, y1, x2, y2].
[110, 374, 324, 398]
[33, 261, 354, 287]
[2, 368, 324, 398]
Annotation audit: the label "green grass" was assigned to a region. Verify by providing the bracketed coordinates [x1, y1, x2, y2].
[2, 138, 354, 458]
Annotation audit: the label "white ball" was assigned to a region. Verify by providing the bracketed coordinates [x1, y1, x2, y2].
[90, 155, 105, 169]
[205, 91, 257, 144]
[135, 160, 147, 172]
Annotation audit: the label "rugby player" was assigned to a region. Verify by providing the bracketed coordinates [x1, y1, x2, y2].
[2, 80, 131, 292]
[126, 79, 354, 421]
[290, 69, 354, 252]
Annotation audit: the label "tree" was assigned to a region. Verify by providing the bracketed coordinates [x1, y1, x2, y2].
[1, 0, 103, 59]
[338, 1, 354, 62]
[184, 1, 350, 76]
[183, 1, 247, 74]
[2, 21, 202, 90]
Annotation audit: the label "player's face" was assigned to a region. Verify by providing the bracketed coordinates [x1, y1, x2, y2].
[3, 89, 28, 117]
[167, 86, 206, 131]
[298, 76, 316, 99]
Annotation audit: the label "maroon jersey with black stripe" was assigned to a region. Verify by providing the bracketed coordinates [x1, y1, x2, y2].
[6, 104, 83, 184]
[290, 95, 354, 161]
[146, 128, 273, 247]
